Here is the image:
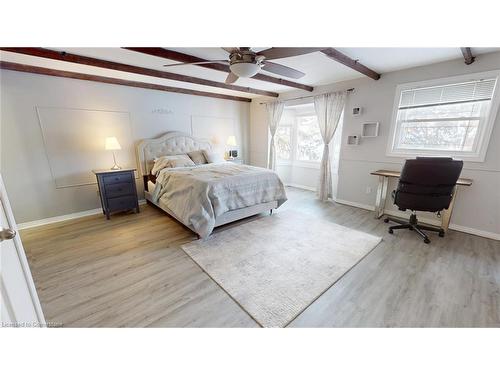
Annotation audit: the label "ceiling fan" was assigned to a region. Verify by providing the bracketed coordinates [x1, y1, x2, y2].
[163, 47, 324, 84]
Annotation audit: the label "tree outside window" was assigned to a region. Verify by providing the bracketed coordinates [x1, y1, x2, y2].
[296, 115, 323, 162]
[275, 104, 339, 165]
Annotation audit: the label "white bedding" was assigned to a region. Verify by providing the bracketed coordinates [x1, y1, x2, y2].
[151, 162, 287, 238]
[147, 180, 156, 193]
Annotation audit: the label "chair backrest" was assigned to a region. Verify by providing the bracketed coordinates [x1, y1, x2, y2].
[394, 157, 464, 212]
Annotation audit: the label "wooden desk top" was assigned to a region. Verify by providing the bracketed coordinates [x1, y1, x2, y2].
[371, 169, 473, 186]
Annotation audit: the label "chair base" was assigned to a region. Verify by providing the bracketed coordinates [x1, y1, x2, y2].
[384, 214, 444, 244]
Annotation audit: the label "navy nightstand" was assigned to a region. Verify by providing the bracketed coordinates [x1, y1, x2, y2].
[93, 168, 139, 219]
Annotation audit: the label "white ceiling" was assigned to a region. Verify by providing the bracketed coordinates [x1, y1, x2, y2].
[336, 47, 499, 73]
[1, 47, 499, 99]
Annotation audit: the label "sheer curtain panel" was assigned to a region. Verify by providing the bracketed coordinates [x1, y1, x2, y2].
[266, 101, 285, 170]
[314, 92, 346, 201]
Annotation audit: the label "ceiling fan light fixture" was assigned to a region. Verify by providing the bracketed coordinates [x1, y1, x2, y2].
[230, 62, 261, 78]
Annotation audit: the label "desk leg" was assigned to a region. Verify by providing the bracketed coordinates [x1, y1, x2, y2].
[441, 186, 458, 232]
[374, 176, 389, 219]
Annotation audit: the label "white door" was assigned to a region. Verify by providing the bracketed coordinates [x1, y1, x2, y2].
[1, 174, 45, 327]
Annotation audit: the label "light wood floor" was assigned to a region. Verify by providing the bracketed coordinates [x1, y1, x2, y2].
[20, 188, 500, 327]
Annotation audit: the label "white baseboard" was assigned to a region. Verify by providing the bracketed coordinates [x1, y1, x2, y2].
[334, 198, 500, 241]
[446, 224, 500, 241]
[18, 199, 147, 230]
[285, 183, 316, 192]
[334, 198, 375, 211]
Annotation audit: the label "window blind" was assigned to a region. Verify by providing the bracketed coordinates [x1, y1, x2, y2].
[399, 79, 497, 109]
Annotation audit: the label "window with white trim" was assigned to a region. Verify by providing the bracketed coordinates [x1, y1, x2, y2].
[388, 71, 500, 162]
[275, 103, 323, 167]
[275, 124, 292, 160]
[296, 114, 323, 162]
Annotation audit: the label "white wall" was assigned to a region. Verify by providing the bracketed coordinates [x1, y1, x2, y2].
[250, 51, 500, 237]
[0, 70, 250, 223]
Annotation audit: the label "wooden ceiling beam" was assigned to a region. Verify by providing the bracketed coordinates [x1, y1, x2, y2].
[0, 47, 277, 97]
[321, 48, 381, 80]
[0, 61, 251, 102]
[460, 47, 475, 65]
[123, 47, 315, 92]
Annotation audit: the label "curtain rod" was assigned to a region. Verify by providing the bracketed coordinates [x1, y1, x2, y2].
[258, 88, 355, 105]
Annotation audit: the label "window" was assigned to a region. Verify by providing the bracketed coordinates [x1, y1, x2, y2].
[276, 103, 343, 168]
[296, 115, 323, 162]
[387, 71, 500, 162]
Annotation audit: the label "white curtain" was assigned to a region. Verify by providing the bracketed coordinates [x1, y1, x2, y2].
[314, 91, 347, 201]
[265, 101, 285, 170]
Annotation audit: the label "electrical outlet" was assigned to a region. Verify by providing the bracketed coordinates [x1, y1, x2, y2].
[366, 186, 372, 194]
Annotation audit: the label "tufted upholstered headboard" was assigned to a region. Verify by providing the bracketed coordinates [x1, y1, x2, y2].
[136, 131, 212, 176]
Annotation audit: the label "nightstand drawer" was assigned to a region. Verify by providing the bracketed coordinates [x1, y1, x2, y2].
[102, 172, 133, 185]
[93, 168, 139, 220]
[105, 182, 135, 198]
[107, 195, 137, 212]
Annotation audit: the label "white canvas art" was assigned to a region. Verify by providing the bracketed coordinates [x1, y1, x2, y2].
[36, 107, 135, 188]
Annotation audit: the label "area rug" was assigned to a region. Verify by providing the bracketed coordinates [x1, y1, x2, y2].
[181, 210, 382, 327]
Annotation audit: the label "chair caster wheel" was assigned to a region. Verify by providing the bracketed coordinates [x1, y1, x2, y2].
[388, 229, 393, 234]
[383, 218, 389, 223]
[424, 238, 431, 244]
[409, 227, 414, 231]
[438, 230, 445, 237]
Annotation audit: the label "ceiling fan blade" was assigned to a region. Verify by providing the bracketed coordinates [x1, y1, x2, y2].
[257, 47, 325, 60]
[222, 47, 240, 55]
[261, 61, 305, 79]
[225, 72, 239, 84]
[163, 60, 228, 67]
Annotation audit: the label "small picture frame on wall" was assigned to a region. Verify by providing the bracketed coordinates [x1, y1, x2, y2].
[362, 122, 379, 138]
[352, 107, 362, 116]
[347, 135, 360, 145]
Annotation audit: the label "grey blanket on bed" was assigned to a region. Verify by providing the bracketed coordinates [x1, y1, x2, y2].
[152, 162, 287, 238]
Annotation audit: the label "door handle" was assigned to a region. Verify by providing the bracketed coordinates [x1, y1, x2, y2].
[0, 228, 16, 241]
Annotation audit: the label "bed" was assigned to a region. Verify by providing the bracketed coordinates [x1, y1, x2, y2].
[136, 132, 287, 238]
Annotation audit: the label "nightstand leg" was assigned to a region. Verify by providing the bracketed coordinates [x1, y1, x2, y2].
[106, 212, 110, 220]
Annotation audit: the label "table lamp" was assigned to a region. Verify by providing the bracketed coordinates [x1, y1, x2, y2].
[226, 135, 237, 159]
[105, 136, 122, 170]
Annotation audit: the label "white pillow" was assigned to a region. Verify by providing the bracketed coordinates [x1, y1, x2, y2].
[187, 150, 207, 165]
[167, 159, 197, 168]
[202, 150, 225, 164]
[151, 155, 195, 175]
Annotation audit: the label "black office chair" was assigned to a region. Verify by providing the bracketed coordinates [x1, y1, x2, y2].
[384, 157, 463, 244]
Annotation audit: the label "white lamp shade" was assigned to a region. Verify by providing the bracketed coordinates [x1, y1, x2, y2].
[105, 137, 121, 150]
[226, 135, 237, 147]
[230, 62, 261, 78]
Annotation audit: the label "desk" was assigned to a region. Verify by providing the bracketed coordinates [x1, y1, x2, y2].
[370, 169, 473, 232]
